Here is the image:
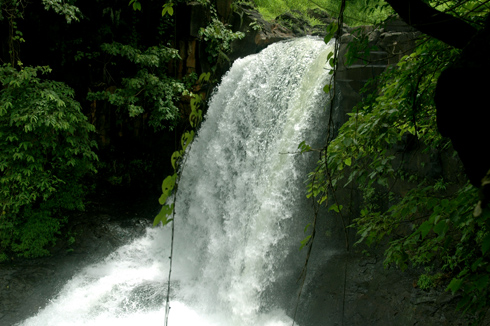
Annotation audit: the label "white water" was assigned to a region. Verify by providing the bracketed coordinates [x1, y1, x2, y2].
[19, 37, 334, 326]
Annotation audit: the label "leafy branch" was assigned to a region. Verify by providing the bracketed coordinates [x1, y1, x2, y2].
[307, 23, 490, 321]
[153, 72, 208, 326]
[0, 64, 98, 260]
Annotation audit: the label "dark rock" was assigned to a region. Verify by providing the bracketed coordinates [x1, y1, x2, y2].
[382, 16, 418, 33]
[231, 3, 295, 56]
[216, 0, 232, 21]
[187, 1, 209, 38]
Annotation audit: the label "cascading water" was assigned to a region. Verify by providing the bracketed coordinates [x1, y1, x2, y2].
[18, 37, 334, 326]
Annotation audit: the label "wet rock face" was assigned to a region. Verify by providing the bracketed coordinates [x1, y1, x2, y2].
[303, 251, 470, 326]
[292, 213, 480, 326]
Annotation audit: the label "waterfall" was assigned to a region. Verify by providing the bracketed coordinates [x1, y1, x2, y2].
[19, 36, 334, 326]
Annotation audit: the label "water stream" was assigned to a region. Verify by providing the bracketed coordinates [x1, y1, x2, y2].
[19, 37, 334, 326]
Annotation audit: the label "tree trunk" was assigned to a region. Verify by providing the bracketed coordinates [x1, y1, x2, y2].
[385, 0, 478, 49]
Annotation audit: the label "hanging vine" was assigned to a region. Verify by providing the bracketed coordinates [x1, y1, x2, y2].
[291, 2, 347, 325]
[303, 0, 490, 322]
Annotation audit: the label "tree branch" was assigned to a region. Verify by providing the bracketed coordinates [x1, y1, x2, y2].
[385, 0, 478, 49]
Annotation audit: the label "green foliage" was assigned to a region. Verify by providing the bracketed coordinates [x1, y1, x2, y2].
[307, 25, 490, 319]
[153, 72, 207, 227]
[417, 268, 445, 290]
[88, 42, 185, 131]
[324, 21, 338, 44]
[312, 37, 456, 206]
[254, 0, 390, 26]
[41, 0, 82, 23]
[153, 130, 194, 227]
[0, 64, 98, 259]
[0, 0, 244, 260]
[161, 2, 174, 16]
[198, 5, 245, 63]
[0, 0, 29, 65]
[9, 206, 66, 258]
[344, 26, 379, 66]
[129, 0, 143, 11]
[249, 19, 263, 31]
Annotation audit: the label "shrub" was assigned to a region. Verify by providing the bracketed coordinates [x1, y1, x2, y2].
[0, 64, 98, 260]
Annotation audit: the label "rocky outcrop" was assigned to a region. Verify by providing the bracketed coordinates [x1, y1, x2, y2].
[296, 238, 474, 326]
[333, 17, 420, 129]
[225, 3, 296, 66]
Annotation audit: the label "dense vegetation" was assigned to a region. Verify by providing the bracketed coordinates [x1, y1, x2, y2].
[3, 0, 490, 322]
[0, 64, 98, 259]
[303, 0, 490, 322]
[0, 0, 243, 261]
[254, 0, 390, 25]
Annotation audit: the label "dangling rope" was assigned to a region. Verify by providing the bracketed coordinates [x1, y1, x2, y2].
[291, 1, 346, 325]
[164, 192, 177, 326]
[164, 131, 194, 326]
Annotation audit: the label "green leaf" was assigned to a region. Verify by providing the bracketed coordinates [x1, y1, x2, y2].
[299, 235, 311, 250]
[418, 220, 432, 239]
[447, 277, 463, 294]
[324, 22, 338, 44]
[181, 131, 194, 151]
[304, 223, 311, 233]
[132, 1, 141, 11]
[344, 157, 352, 166]
[158, 193, 168, 205]
[162, 3, 174, 16]
[218, 50, 230, 62]
[298, 141, 311, 153]
[161, 174, 177, 196]
[198, 72, 211, 83]
[471, 257, 483, 272]
[456, 294, 471, 310]
[433, 219, 448, 236]
[189, 110, 202, 128]
[323, 84, 331, 94]
[153, 203, 174, 227]
[475, 275, 489, 291]
[190, 97, 200, 111]
[329, 204, 343, 213]
[482, 233, 490, 254]
[171, 151, 182, 170]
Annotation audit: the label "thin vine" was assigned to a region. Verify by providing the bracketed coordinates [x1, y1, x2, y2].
[291, 1, 347, 325]
[305, 1, 490, 321]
